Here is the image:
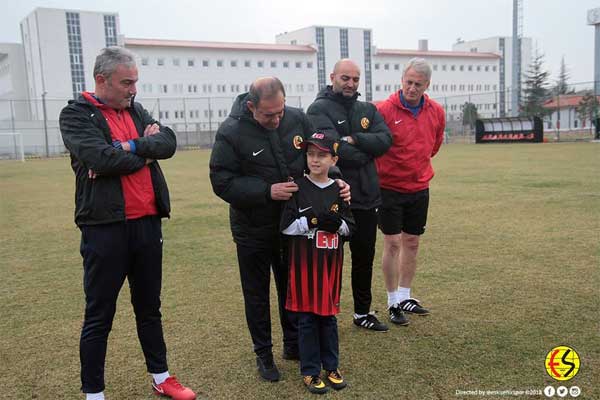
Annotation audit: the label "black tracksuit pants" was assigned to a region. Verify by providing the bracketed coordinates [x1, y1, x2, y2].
[79, 216, 167, 393]
[236, 237, 298, 358]
[348, 208, 378, 315]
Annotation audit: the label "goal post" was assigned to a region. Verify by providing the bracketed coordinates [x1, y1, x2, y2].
[0, 132, 25, 162]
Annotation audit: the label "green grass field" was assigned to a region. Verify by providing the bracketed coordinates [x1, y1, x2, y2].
[1, 143, 598, 399]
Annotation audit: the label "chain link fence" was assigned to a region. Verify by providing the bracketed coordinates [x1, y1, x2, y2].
[1, 83, 598, 159]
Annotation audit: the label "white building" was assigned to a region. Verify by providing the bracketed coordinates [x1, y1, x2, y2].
[276, 26, 374, 101]
[453, 36, 533, 116]
[0, 43, 29, 120]
[0, 7, 522, 155]
[126, 38, 317, 135]
[372, 44, 500, 120]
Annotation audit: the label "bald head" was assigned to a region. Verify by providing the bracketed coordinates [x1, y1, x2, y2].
[330, 59, 361, 98]
[246, 77, 286, 130]
[247, 77, 286, 107]
[333, 59, 360, 75]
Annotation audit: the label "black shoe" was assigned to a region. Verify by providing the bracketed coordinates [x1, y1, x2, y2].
[256, 354, 280, 382]
[353, 312, 389, 332]
[325, 369, 348, 390]
[399, 298, 430, 315]
[389, 304, 410, 326]
[303, 375, 329, 394]
[282, 345, 300, 360]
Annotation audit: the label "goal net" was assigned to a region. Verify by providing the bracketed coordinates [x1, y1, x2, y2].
[0, 132, 25, 162]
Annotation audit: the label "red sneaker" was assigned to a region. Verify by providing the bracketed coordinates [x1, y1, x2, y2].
[152, 376, 196, 400]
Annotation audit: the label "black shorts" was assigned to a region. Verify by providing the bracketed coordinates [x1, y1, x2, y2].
[378, 188, 429, 235]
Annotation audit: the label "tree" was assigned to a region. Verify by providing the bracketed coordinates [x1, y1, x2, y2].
[520, 52, 551, 118]
[554, 56, 571, 95]
[576, 91, 600, 135]
[462, 102, 478, 128]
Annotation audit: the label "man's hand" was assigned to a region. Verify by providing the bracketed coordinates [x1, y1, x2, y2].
[341, 136, 356, 145]
[88, 169, 97, 179]
[144, 123, 160, 136]
[335, 179, 351, 203]
[270, 182, 299, 201]
[113, 140, 131, 152]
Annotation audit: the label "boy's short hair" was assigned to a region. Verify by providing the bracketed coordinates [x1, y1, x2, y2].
[301, 132, 338, 155]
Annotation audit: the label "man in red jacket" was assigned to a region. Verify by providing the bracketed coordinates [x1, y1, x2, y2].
[375, 58, 445, 326]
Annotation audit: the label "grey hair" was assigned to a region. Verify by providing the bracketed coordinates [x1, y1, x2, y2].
[93, 46, 137, 78]
[402, 57, 432, 81]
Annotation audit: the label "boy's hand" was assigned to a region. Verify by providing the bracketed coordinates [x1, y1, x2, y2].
[317, 211, 342, 233]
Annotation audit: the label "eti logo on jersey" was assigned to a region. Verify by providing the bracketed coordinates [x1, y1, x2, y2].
[315, 231, 339, 249]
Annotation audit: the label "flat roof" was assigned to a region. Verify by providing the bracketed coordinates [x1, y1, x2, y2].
[376, 49, 500, 59]
[124, 38, 316, 53]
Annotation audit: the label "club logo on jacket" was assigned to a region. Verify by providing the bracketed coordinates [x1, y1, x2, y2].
[360, 117, 370, 130]
[330, 203, 339, 213]
[293, 135, 303, 149]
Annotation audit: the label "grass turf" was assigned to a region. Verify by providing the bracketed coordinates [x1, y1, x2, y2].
[0, 142, 598, 399]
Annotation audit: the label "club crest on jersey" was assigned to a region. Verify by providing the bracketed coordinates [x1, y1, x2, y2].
[316, 231, 339, 249]
[293, 135, 303, 149]
[360, 117, 370, 129]
[330, 203, 339, 213]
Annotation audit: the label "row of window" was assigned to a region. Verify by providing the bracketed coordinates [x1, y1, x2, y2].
[373, 83, 498, 93]
[374, 63, 497, 73]
[446, 103, 497, 111]
[158, 109, 230, 120]
[430, 83, 498, 92]
[140, 82, 316, 94]
[141, 57, 314, 69]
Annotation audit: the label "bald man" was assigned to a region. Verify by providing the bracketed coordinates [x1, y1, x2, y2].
[307, 59, 392, 332]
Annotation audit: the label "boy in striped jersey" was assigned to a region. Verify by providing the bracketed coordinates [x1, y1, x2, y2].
[280, 132, 355, 394]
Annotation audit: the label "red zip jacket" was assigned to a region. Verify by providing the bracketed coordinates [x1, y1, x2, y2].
[375, 92, 445, 193]
[82, 92, 157, 219]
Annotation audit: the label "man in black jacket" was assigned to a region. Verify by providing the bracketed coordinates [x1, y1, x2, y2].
[210, 77, 350, 382]
[307, 59, 392, 332]
[60, 47, 195, 400]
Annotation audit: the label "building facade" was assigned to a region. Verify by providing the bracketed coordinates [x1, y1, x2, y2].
[1, 7, 531, 155]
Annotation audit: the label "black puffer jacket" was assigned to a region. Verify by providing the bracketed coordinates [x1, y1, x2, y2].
[307, 86, 392, 210]
[59, 95, 176, 227]
[209, 92, 313, 248]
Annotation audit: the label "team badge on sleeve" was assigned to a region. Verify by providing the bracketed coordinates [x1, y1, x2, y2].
[293, 135, 303, 149]
[360, 117, 370, 129]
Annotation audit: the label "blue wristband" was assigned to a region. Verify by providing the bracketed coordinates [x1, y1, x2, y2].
[127, 139, 136, 154]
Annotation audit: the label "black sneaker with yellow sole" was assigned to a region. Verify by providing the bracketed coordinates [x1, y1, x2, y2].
[303, 375, 329, 394]
[325, 369, 347, 390]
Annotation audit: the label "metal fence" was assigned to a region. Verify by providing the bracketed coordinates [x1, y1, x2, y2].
[1, 82, 598, 159]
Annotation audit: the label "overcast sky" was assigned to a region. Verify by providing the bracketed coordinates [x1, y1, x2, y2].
[1, 0, 597, 84]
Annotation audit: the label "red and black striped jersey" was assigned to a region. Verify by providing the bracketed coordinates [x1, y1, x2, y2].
[281, 176, 355, 316]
